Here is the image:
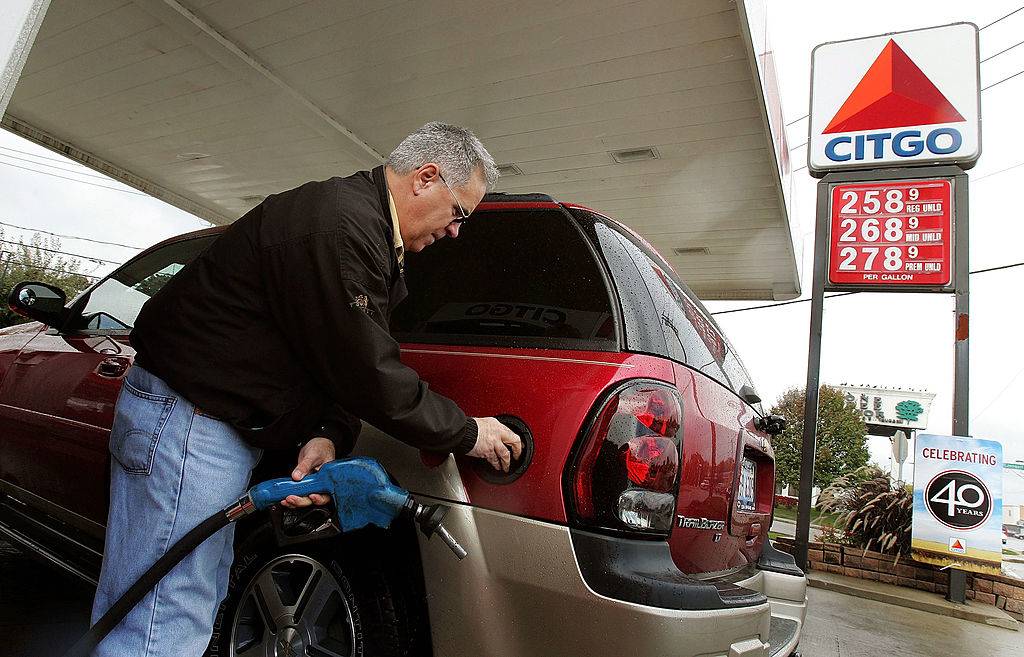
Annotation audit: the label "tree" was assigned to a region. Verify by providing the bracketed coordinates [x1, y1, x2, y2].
[769, 385, 869, 492]
[0, 228, 94, 328]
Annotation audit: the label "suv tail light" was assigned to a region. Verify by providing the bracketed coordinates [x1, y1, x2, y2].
[567, 381, 683, 536]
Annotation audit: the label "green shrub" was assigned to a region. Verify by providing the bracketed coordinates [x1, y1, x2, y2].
[817, 465, 912, 556]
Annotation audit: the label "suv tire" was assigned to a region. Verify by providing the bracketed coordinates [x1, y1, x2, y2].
[207, 525, 423, 657]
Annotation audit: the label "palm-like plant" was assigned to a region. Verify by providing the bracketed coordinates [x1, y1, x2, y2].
[817, 465, 912, 556]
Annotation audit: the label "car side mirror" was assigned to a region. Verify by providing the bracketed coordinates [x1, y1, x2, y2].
[8, 281, 69, 327]
[739, 384, 762, 405]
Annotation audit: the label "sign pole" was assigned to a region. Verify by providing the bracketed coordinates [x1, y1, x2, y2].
[947, 173, 971, 604]
[898, 437, 903, 484]
[794, 178, 831, 572]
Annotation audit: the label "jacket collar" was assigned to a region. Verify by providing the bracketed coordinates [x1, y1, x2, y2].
[371, 165, 404, 270]
[371, 165, 390, 224]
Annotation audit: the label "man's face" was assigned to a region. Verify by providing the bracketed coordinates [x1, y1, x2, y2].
[401, 163, 487, 252]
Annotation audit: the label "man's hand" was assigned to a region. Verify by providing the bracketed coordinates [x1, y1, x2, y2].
[467, 418, 523, 472]
[280, 437, 335, 508]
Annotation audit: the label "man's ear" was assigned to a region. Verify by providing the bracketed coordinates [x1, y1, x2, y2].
[412, 163, 440, 195]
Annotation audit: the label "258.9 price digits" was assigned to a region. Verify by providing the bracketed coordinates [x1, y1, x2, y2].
[839, 187, 919, 214]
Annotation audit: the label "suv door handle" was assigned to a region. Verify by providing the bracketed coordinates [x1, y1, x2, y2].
[96, 357, 130, 378]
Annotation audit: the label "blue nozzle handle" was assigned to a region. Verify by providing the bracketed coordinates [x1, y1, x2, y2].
[251, 471, 334, 506]
[247, 458, 412, 532]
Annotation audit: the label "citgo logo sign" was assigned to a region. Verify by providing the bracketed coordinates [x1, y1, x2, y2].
[809, 23, 980, 175]
[822, 41, 964, 163]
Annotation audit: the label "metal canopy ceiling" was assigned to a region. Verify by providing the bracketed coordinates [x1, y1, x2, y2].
[4, 0, 800, 300]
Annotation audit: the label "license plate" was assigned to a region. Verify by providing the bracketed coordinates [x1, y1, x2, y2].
[738, 458, 756, 512]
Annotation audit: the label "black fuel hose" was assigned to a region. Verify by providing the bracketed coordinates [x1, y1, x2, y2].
[63, 510, 230, 657]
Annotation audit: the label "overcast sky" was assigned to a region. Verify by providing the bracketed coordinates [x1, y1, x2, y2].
[0, 1, 1020, 502]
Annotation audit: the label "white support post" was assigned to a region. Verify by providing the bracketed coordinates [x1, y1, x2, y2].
[0, 0, 50, 116]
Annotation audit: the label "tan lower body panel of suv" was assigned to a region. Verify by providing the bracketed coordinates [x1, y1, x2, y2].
[416, 501, 806, 657]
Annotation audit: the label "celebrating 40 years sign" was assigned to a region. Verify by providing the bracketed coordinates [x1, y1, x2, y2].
[911, 434, 1003, 575]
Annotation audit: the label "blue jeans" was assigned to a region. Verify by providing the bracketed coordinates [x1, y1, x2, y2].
[91, 365, 262, 657]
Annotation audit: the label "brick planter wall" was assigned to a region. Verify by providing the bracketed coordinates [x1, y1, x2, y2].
[773, 537, 1024, 622]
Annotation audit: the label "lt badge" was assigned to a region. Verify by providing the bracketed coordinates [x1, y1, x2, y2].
[350, 294, 371, 315]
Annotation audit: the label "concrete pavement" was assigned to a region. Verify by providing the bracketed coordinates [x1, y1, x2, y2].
[808, 570, 1019, 631]
[802, 586, 1021, 656]
[3, 538, 1023, 656]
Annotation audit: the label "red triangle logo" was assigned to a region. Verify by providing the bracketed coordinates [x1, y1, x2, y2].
[952, 539, 964, 550]
[824, 40, 965, 134]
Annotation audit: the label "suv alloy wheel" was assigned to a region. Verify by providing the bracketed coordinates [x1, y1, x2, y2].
[229, 554, 356, 657]
[207, 525, 426, 657]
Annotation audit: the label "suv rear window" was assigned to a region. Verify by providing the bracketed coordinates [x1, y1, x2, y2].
[390, 208, 616, 350]
[591, 217, 763, 411]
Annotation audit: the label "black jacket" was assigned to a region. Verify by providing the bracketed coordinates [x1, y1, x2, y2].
[132, 166, 477, 455]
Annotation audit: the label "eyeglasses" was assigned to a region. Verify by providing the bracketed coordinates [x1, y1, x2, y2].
[438, 171, 471, 223]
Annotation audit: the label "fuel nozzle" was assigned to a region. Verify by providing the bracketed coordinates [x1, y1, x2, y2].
[407, 500, 468, 560]
[246, 457, 469, 561]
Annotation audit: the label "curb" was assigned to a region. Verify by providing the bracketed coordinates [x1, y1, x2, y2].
[808, 571, 1020, 632]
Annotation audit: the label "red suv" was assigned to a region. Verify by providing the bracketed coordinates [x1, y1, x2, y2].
[0, 194, 805, 657]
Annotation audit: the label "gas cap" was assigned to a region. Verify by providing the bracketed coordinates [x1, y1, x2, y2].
[470, 414, 534, 484]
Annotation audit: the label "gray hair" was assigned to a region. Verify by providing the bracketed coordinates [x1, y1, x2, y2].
[386, 121, 499, 189]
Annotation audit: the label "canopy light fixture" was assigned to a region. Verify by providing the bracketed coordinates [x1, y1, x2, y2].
[672, 247, 711, 256]
[497, 163, 523, 176]
[609, 147, 659, 164]
[698, 289, 774, 301]
[176, 152, 211, 161]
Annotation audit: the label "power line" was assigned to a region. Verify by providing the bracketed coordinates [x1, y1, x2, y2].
[0, 159, 147, 196]
[972, 160, 1024, 182]
[0, 220, 143, 250]
[0, 238, 122, 265]
[981, 37, 1024, 62]
[711, 292, 855, 316]
[982, 67, 1024, 90]
[981, 6, 1024, 30]
[787, 33, 1024, 152]
[0, 151, 114, 181]
[0, 253, 101, 280]
[5, 262, 101, 280]
[789, 69, 1020, 152]
[0, 144, 93, 169]
[971, 261, 1024, 275]
[710, 260, 1024, 315]
[971, 363, 1024, 421]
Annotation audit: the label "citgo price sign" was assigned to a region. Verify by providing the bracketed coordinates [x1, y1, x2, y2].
[828, 179, 952, 287]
